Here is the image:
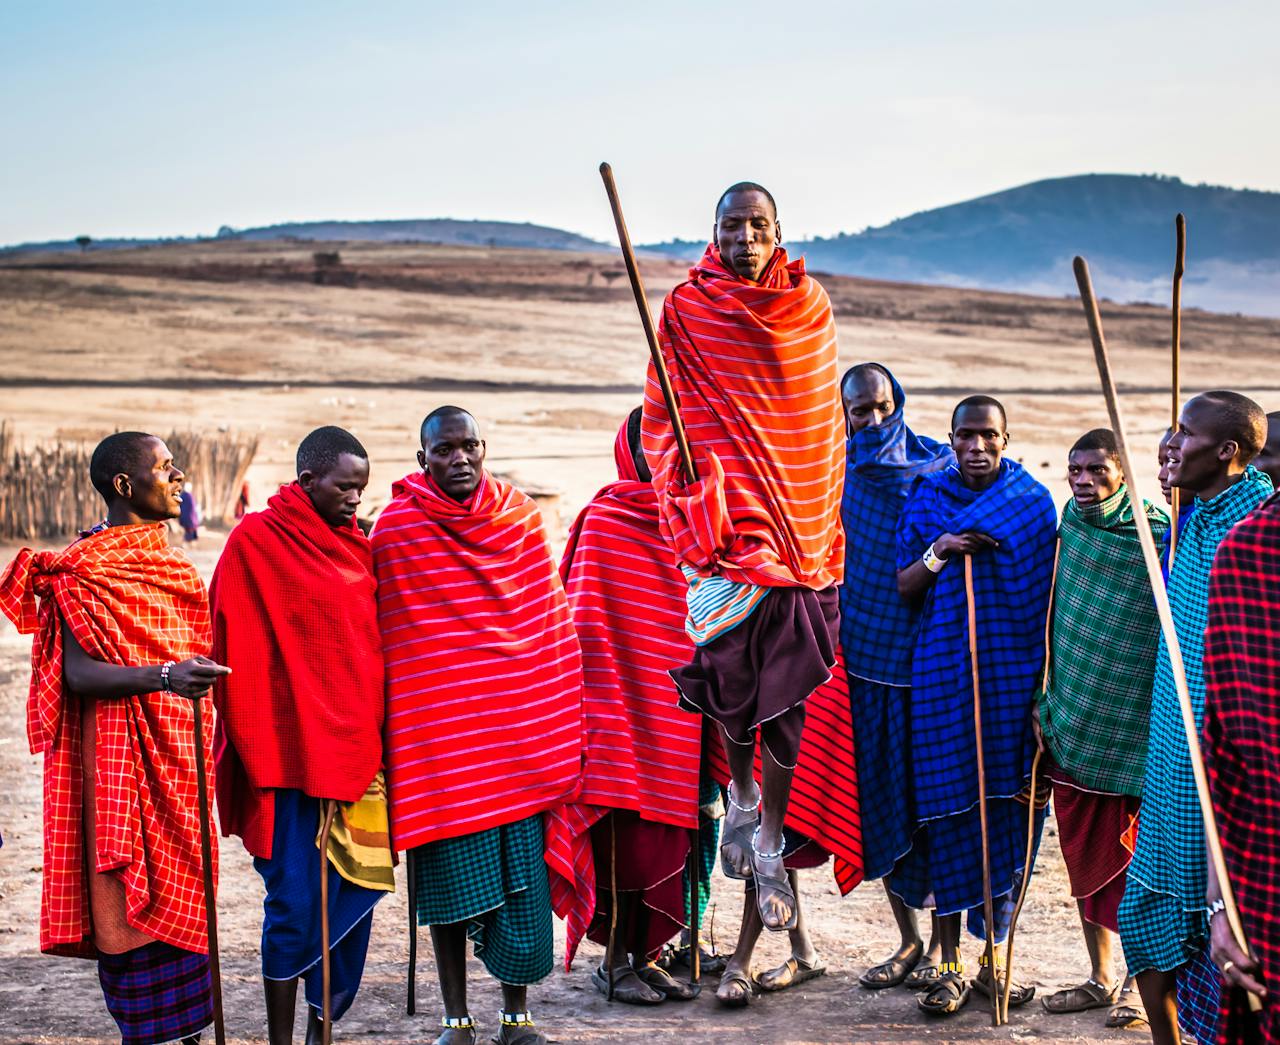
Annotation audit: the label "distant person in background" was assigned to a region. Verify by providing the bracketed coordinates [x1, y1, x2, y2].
[1255, 410, 1280, 486]
[211, 426, 390, 1045]
[1037, 429, 1167, 1031]
[235, 480, 251, 520]
[179, 482, 201, 542]
[0, 432, 229, 1045]
[1118, 392, 1272, 1045]
[838, 363, 951, 993]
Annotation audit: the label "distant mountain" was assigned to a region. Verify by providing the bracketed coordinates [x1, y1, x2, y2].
[642, 174, 1280, 316]
[0, 218, 610, 257]
[223, 217, 609, 252]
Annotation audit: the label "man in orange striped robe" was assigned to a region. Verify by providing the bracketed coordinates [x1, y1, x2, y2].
[641, 183, 846, 980]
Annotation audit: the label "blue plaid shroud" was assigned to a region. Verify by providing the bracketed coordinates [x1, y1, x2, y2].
[839, 366, 953, 686]
[886, 459, 1056, 929]
[1119, 466, 1273, 977]
[838, 367, 952, 880]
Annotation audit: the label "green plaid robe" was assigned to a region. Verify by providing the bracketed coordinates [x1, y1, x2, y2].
[1040, 486, 1169, 797]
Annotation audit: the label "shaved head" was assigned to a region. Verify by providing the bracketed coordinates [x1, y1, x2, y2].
[420, 405, 477, 448]
[715, 181, 777, 221]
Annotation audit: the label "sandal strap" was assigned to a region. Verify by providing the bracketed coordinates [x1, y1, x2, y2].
[442, 1014, 475, 1029]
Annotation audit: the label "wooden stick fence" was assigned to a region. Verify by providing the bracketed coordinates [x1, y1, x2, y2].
[0, 424, 258, 540]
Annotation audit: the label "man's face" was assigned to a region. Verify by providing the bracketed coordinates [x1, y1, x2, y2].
[418, 414, 485, 502]
[1068, 448, 1124, 505]
[1166, 398, 1236, 495]
[714, 190, 780, 282]
[950, 405, 1008, 486]
[119, 438, 185, 521]
[300, 452, 369, 528]
[843, 370, 896, 434]
[1255, 416, 1280, 487]
[1157, 432, 1175, 505]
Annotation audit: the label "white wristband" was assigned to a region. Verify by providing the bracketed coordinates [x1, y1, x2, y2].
[923, 544, 948, 573]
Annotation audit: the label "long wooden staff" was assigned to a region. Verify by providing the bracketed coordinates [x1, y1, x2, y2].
[406, 848, 417, 1015]
[598, 162, 697, 483]
[191, 695, 227, 1045]
[999, 539, 1059, 1020]
[964, 556, 1001, 1027]
[1169, 213, 1187, 564]
[317, 799, 340, 1045]
[1074, 254, 1261, 1013]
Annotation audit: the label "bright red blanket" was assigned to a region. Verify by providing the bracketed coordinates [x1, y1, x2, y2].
[545, 422, 702, 966]
[641, 245, 845, 590]
[0, 523, 216, 956]
[705, 650, 864, 894]
[372, 470, 583, 850]
[210, 481, 384, 859]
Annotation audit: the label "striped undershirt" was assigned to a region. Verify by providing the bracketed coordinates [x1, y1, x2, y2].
[680, 564, 769, 646]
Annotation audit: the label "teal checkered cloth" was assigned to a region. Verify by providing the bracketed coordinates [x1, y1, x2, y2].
[1040, 486, 1169, 797]
[1119, 466, 1273, 975]
[411, 814, 553, 986]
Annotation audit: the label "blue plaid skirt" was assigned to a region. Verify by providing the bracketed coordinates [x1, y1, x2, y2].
[97, 941, 212, 1045]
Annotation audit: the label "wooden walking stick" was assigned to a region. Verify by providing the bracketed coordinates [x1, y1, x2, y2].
[406, 848, 417, 1015]
[598, 162, 697, 483]
[1169, 213, 1187, 565]
[191, 694, 227, 1045]
[964, 555, 1002, 1027]
[1074, 254, 1262, 1013]
[688, 824, 701, 991]
[999, 540, 1058, 1021]
[317, 799, 340, 1045]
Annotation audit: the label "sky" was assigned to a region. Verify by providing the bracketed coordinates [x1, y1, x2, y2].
[3, 1, 1278, 247]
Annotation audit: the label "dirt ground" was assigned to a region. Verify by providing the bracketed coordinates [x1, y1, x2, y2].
[2, 240, 1279, 1043]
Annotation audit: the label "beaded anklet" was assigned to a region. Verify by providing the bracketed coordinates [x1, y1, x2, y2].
[499, 1010, 536, 1027]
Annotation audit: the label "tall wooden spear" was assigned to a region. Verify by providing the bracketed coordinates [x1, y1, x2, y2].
[599, 161, 703, 988]
[964, 557, 1001, 1027]
[1169, 214, 1187, 564]
[191, 695, 227, 1045]
[1073, 254, 1260, 1014]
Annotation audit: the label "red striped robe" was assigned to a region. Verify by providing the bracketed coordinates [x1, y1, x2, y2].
[641, 245, 845, 591]
[372, 470, 584, 850]
[545, 423, 701, 966]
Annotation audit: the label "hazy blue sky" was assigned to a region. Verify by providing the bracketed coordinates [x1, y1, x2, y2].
[3, 1, 1277, 246]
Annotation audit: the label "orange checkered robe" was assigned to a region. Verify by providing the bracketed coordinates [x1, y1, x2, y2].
[0, 523, 216, 957]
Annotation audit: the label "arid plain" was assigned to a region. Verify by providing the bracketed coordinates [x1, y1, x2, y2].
[2, 240, 1279, 1043]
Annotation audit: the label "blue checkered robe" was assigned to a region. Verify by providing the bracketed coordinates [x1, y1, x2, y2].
[886, 460, 1056, 935]
[839, 367, 952, 879]
[1119, 466, 1273, 977]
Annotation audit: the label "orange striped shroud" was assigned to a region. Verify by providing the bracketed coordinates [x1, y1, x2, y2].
[641, 245, 845, 590]
[372, 470, 584, 851]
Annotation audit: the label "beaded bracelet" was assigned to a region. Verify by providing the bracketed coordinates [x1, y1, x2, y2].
[160, 661, 176, 693]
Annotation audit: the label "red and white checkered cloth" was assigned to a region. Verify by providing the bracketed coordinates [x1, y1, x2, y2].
[0, 523, 217, 956]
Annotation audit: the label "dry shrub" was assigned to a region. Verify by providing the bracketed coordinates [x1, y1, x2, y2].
[0, 424, 259, 540]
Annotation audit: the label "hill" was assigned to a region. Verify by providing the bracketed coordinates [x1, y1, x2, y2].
[642, 174, 1280, 316]
[0, 218, 609, 258]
